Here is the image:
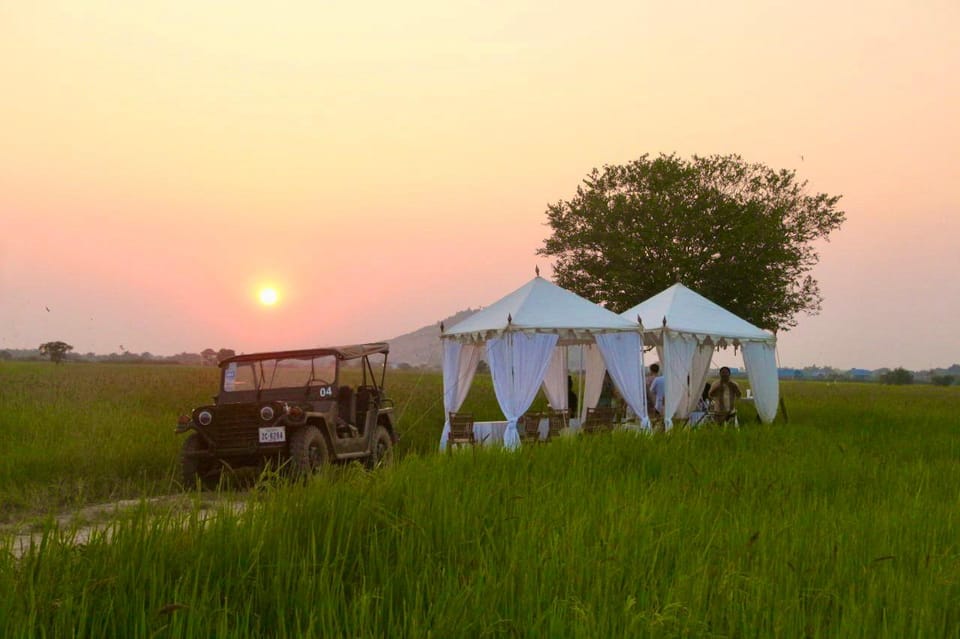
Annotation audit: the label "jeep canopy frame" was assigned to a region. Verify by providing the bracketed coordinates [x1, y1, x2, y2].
[217, 343, 390, 402]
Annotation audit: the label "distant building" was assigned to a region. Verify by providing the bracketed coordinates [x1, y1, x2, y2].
[848, 368, 872, 381]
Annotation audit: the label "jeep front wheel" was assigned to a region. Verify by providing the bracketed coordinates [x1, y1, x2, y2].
[289, 426, 330, 477]
[369, 426, 394, 469]
[180, 433, 219, 490]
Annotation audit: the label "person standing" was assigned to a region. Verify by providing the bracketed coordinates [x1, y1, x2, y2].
[597, 371, 615, 409]
[567, 374, 579, 416]
[645, 363, 660, 397]
[648, 367, 665, 417]
[708, 366, 741, 423]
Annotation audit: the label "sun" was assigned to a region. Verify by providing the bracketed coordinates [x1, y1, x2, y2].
[258, 287, 279, 306]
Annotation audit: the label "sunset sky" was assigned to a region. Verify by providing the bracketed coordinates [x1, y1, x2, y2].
[2, 1, 958, 370]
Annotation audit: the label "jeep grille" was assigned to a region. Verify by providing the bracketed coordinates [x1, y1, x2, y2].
[206, 404, 264, 449]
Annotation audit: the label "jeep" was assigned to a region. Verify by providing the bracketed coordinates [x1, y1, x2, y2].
[175, 343, 397, 487]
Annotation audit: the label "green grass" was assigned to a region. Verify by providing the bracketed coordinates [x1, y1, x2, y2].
[1, 362, 959, 636]
[0, 362, 561, 517]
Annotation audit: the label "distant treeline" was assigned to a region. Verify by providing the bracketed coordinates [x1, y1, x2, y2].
[0, 347, 234, 367]
[2, 349, 956, 386]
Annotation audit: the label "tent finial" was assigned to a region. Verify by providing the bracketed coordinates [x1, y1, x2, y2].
[535, 265, 540, 277]
[507, 313, 513, 324]
[440, 321, 445, 334]
[637, 315, 643, 329]
[662, 316, 667, 327]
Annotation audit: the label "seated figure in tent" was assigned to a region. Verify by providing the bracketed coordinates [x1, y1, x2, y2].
[708, 366, 741, 422]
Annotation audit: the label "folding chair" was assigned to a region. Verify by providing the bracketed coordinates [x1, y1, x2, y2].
[546, 409, 568, 441]
[447, 412, 477, 448]
[582, 407, 616, 434]
[519, 412, 545, 444]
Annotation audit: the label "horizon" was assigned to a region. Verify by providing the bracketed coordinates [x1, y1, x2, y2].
[2, 1, 958, 370]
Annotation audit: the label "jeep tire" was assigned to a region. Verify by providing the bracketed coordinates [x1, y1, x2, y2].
[369, 425, 394, 468]
[180, 433, 219, 490]
[289, 425, 330, 477]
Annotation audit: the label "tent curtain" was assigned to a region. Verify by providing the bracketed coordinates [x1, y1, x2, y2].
[662, 332, 698, 429]
[742, 341, 779, 423]
[580, 344, 607, 424]
[684, 343, 714, 416]
[487, 332, 559, 449]
[541, 346, 568, 411]
[438, 341, 482, 450]
[595, 332, 650, 429]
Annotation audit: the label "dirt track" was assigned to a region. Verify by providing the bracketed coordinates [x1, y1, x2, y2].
[2, 494, 246, 559]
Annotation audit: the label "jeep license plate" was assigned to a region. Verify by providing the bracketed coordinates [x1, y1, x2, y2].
[258, 426, 286, 444]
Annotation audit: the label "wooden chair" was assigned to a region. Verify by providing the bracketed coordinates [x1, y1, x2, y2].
[447, 412, 476, 448]
[519, 412, 545, 444]
[582, 407, 616, 434]
[699, 409, 739, 428]
[546, 409, 568, 441]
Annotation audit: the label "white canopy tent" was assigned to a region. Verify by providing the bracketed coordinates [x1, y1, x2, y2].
[440, 276, 649, 450]
[621, 283, 779, 428]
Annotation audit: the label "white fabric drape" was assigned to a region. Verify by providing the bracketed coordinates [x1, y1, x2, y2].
[742, 341, 779, 423]
[579, 344, 607, 424]
[662, 332, 698, 429]
[595, 332, 650, 429]
[541, 346, 568, 411]
[684, 343, 714, 416]
[486, 332, 559, 449]
[438, 341, 482, 451]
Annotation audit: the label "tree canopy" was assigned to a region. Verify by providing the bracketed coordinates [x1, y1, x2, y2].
[38, 341, 73, 364]
[538, 154, 845, 330]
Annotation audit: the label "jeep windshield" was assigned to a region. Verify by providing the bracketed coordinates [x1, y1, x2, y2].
[221, 355, 337, 397]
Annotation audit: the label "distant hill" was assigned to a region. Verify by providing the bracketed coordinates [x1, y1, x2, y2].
[383, 309, 477, 369]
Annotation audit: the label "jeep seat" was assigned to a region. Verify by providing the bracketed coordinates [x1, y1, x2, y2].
[337, 385, 356, 425]
[355, 386, 372, 432]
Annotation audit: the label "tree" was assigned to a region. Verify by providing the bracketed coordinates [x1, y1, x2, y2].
[538, 154, 846, 330]
[880, 367, 914, 385]
[217, 348, 236, 363]
[201, 349, 218, 366]
[39, 341, 74, 364]
[0, 350, 11, 361]
[930, 374, 954, 387]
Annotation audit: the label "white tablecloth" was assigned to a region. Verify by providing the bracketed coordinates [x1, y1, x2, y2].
[471, 419, 547, 445]
[472, 417, 576, 445]
[446, 418, 582, 448]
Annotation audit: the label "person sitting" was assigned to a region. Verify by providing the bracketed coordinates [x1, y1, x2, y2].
[688, 382, 712, 426]
[698, 382, 711, 412]
[708, 367, 741, 423]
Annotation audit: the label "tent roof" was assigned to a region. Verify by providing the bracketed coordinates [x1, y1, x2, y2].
[444, 276, 637, 340]
[621, 283, 775, 343]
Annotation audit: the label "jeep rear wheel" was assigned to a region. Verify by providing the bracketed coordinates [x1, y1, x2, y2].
[289, 426, 330, 477]
[180, 433, 219, 490]
[369, 426, 394, 469]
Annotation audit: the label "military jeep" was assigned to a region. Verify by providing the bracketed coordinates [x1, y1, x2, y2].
[175, 343, 397, 487]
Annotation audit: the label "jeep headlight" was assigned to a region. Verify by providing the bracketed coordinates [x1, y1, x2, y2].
[260, 406, 275, 421]
[198, 410, 213, 426]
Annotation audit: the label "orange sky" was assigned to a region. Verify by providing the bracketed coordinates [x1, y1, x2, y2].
[2, 1, 958, 369]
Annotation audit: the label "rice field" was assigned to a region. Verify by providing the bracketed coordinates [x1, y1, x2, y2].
[1, 361, 959, 636]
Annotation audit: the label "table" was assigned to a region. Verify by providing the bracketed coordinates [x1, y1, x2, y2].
[471, 417, 580, 445]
